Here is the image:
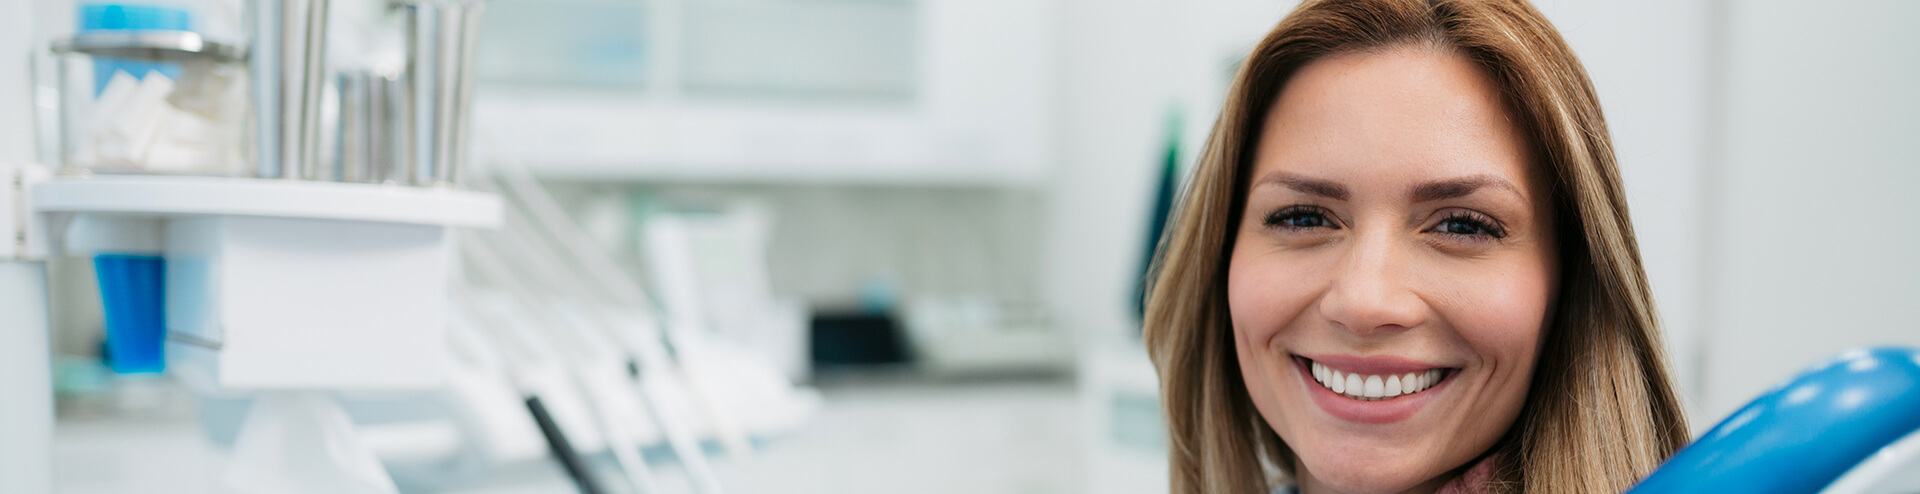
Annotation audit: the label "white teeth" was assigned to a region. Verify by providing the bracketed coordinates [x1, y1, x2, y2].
[1308, 360, 1448, 401]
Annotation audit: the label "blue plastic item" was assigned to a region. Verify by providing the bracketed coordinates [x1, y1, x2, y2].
[95, 254, 166, 374]
[78, 3, 193, 93]
[80, 3, 191, 30]
[1631, 346, 1920, 494]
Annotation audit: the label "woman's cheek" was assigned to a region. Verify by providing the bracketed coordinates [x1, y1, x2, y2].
[1227, 251, 1324, 345]
[1430, 259, 1554, 415]
[1425, 257, 1553, 343]
[1226, 246, 1272, 342]
[1228, 248, 1321, 433]
[1469, 277, 1547, 345]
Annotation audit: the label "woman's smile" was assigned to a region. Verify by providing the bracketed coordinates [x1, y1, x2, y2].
[1292, 355, 1458, 424]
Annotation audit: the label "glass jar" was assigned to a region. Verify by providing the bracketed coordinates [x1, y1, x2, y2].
[51, 30, 249, 176]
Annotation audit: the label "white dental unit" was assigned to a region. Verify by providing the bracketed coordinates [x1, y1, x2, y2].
[0, 0, 501, 489]
[0, 0, 504, 489]
[0, 0, 826, 491]
[5, 170, 502, 493]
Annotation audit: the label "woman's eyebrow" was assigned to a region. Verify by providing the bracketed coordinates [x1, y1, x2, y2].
[1257, 172, 1349, 200]
[1409, 175, 1520, 202]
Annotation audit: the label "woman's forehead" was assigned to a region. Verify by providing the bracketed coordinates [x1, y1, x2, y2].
[1250, 47, 1538, 198]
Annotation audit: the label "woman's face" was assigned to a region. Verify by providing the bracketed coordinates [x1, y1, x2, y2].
[1228, 47, 1558, 494]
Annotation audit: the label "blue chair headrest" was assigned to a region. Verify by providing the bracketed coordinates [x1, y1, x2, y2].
[1632, 346, 1920, 493]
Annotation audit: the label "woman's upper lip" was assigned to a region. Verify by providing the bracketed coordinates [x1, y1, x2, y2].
[1296, 353, 1455, 376]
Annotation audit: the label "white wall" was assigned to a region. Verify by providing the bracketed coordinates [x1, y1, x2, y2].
[1, 0, 36, 164]
[2, 2, 56, 490]
[1702, 0, 1920, 421]
[1529, 0, 1716, 421]
[1044, 0, 1184, 348]
[0, 262, 54, 494]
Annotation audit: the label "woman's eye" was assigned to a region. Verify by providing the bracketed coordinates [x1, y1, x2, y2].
[1263, 207, 1338, 230]
[1429, 212, 1507, 239]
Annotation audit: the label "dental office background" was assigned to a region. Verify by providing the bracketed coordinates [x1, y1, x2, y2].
[0, 0, 1914, 493]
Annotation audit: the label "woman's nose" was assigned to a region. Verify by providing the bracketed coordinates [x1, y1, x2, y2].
[1317, 232, 1426, 336]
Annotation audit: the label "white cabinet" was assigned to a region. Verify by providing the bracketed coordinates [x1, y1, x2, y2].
[472, 0, 1053, 184]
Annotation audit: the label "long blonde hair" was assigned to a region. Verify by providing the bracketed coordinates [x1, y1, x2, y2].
[1140, 1, 1690, 492]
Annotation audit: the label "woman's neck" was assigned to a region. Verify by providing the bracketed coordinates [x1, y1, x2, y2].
[1295, 471, 1454, 494]
[1293, 454, 1493, 494]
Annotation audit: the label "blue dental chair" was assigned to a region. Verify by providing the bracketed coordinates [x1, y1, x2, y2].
[1632, 347, 1920, 494]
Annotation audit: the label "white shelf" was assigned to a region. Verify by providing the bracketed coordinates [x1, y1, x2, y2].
[31, 175, 502, 228]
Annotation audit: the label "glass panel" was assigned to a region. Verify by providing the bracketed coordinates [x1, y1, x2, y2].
[682, 0, 916, 102]
[476, 0, 650, 89]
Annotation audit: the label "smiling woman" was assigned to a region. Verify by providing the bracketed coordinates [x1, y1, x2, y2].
[1140, 1, 1690, 493]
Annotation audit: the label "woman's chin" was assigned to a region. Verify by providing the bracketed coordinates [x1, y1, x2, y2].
[1296, 446, 1450, 494]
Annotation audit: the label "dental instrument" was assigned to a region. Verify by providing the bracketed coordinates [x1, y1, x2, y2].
[430, 0, 461, 187]
[335, 72, 370, 182]
[297, 0, 328, 180]
[452, 273, 612, 494]
[248, 0, 281, 178]
[482, 157, 759, 462]
[399, 1, 432, 185]
[461, 236, 663, 494]
[446, 0, 483, 185]
[461, 163, 741, 493]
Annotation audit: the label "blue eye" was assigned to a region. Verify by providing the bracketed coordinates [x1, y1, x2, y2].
[1264, 206, 1339, 230]
[1430, 212, 1507, 239]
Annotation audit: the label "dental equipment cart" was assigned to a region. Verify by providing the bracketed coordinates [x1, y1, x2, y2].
[0, 169, 500, 493]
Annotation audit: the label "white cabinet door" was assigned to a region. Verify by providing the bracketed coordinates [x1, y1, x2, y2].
[473, 0, 1053, 184]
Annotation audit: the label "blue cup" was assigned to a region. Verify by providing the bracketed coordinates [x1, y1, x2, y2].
[95, 254, 166, 374]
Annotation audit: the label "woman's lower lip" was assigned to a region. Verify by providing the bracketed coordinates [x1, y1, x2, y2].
[1294, 357, 1450, 424]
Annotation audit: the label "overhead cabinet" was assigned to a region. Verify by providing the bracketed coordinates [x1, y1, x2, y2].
[473, 0, 1052, 184]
